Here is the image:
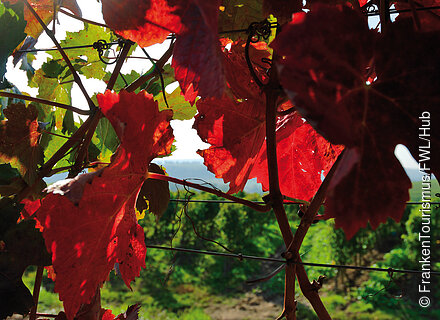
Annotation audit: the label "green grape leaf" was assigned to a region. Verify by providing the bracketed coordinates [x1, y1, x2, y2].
[62, 110, 76, 135]
[49, 24, 116, 80]
[0, 163, 20, 184]
[103, 70, 140, 92]
[0, 2, 26, 88]
[29, 68, 73, 130]
[0, 207, 51, 318]
[42, 130, 74, 169]
[41, 59, 66, 78]
[156, 86, 196, 120]
[0, 164, 25, 197]
[94, 117, 120, 163]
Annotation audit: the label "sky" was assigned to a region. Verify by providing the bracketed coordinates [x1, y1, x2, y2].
[5, 0, 419, 169]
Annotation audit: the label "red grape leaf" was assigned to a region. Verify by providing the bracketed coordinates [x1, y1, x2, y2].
[172, 1, 224, 102]
[194, 40, 340, 199]
[101, 0, 182, 47]
[194, 95, 266, 194]
[4, 0, 81, 39]
[102, 0, 224, 101]
[0, 103, 43, 185]
[36, 91, 173, 319]
[263, 0, 302, 23]
[250, 111, 343, 200]
[222, 40, 270, 99]
[395, 0, 440, 31]
[272, 5, 439, 238]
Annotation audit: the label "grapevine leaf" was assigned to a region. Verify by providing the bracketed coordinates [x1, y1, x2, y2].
[194, 39, 340, 198]
[94, 117, 120, 163]
[172, 1, 224, 102]
[155, 86, 196, 120]
[0, 163, 26, 196]
[194, 95, 266, 194]
[395, 0, 440, 31]
[101, 0, 183, 47]
[270, 5, 440, 238]
[218, 0, 264, 40]
[29, 68, 73, 129]
[263, 0, 302, 23]
[0, 1, 26, 88]
[49, 24, 115, 80]
[136, 163, 170, 219]
[102, 0, 224, 101]
[250, 111, 344, 200]
[42, 129, 74, 169]
[103, 70, 140, 93]
[100, 304, 140, 320]
[0, 199, 51, 318]
[3, 0, 82, 39]
[0, 103, 43, 185]
[36, 90, 173, 319]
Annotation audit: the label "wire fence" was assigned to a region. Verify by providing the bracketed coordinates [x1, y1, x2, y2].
[146, 245, 440, 276]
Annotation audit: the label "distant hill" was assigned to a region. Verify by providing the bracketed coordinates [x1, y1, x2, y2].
[154, 159, 439, 200]
[154, 159, 264, 194]
[409, 179, 440, 202]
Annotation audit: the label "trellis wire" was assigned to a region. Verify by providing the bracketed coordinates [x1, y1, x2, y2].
[169, 199, 440, 205]
[366, 5, 440, 16]
[146, 245, 440, 276]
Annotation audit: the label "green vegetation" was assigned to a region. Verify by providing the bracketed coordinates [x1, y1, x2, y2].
[25, 190, 439, 319]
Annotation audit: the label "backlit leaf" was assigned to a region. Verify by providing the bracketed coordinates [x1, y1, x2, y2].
[155, 86, 196, 120]
[0, 1, 26, 88]
[219, 0, 264, 40]
[0, 103, 43, 184]
[271, 5, 439, 238]
[136, 163, 170, 219]
[36, 90, 173, 319]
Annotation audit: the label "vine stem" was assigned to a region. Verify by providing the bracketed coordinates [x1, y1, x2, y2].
[126, 41, 174, 93]
[59, 8, 110, 29]
[68, 40, 132, 178]
[286, 151, 344, 320]
[148, 173, 271, 213]
[379, 0, 391, 32]
[264, 52, 296, 320]
[288, 150, 344, 255]
[14, 115, 93, 202]
[0, 91, 91, 115]
[29, 266, 44, 320]
[24, 0, 96, 110]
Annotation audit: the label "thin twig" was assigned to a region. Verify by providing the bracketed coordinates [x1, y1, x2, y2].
[106, 40, 133, 91]
[296, 264, 331, 320]
[24, 0, 96, 110]
[67, 111, 102, 178]
[68, 40, 132, 177]
[379, 0, 391, 32]
[14, 116, 94, 202]
[0, 91, 91, 115]
[148, 173, 272, 213]
[29, 266, 44, 320]
[126, 41, 174, 92]
[59, 8, 110, 28]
